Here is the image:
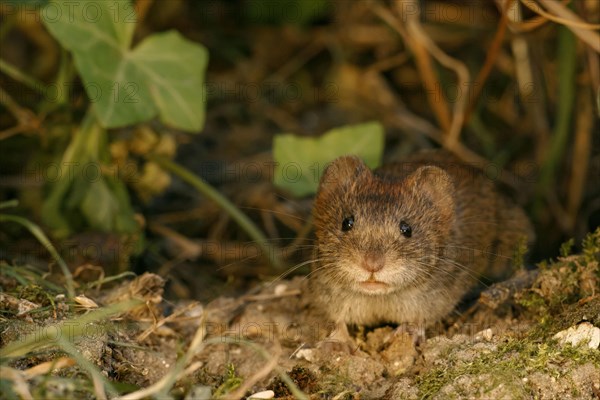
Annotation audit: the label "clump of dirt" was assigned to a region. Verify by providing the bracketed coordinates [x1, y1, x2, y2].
[1, 229, 598, 398]
[268, 366, 319, 397]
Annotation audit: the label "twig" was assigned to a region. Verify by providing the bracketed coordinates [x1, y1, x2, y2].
[0, 58, 46, 93]
[527, 0, 600, 52]
[226, 342, 282, 399]
[0, 212, 75, 298]
[373, 4, 452, 134]
[268, 36, 326, 82]
[505, 0, 551, 162]
[119, 314, 210, 400]
[523, 0, 600, 29]
[566, 89, 593, 230]
[367, 52, 410, 73]
[465, 2, 510, 123]
[137, 302, 201, 341]
[147, 155, 283, 270]
[400, 0, 470, 149]
[0, 86, 42, 135]
[375, 1, 471, 149]
[0, 367, 34, 400]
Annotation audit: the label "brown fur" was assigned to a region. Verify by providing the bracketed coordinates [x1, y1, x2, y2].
[311, 150, 534, 329]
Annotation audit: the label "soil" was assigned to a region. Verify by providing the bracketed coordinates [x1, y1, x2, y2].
[1, 229, 599, 399]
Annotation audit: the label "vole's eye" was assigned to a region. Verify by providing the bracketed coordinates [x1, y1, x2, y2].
[341, 216, 354, 232]
[400, 221, 412, 237]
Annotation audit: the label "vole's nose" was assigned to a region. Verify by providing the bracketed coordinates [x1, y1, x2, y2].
[361, 251, 385, 272]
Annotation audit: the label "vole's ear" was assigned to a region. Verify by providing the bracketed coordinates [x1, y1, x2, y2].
[318, 155, 370, 194]
[406, 166, 455, 220]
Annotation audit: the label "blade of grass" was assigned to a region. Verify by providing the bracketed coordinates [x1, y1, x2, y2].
[0, 298, 142, 358]
[0, 264, 65, 293]
[147, 154, 283, 270]
[0, 59, 46, 94]
[0, 213, 75, 298]
[215, 337, 309, 400]
[0, 200, 19, 209]
[119, 316, 307, 400]
[57, 338, 116, 399]
[537, 25, 576, 199]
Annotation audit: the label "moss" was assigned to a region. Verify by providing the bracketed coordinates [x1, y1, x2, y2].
[516, 228, 599, 320]
[512, 234, 530, 270]
[315, 365, 356, 399]
[417, 334, 600, 398]
[417, 229, 600, 398]
[213, 363, 242, 398]
[560, 238, 575, 257]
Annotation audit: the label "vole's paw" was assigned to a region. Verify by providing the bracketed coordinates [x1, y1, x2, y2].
[315, 321, 360, 353]
[315, 337, 360, 354]
[384, 323, 426, 347]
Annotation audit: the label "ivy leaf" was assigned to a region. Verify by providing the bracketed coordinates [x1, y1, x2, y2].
[41, 113, 138, 237]
[41, 0, 208, 132]
[273, 121, 384, 197]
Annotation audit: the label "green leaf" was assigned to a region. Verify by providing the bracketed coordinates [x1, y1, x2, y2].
[41, 0, 208, 132]
[80, 179, 120, 232]
[41, 112, 138, 237]
[132, 32, 209, 131]
[273, 121, 384, 197]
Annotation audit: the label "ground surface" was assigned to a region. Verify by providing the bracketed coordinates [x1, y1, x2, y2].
[1, 229, 598, 399]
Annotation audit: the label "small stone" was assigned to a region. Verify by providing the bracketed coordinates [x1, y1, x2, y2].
[17, 299, 40, 316]
[553, 322, 600, 349]
[474, 328, 493, 342]
[185, 386, 212, 400]
[482, 328, 493, 341]
[247, 389, 275, 399]
[274, 284, 287, 296]
[295, 348, 315, 362]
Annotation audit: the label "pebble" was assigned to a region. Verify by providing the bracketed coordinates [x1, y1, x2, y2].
[247, 390, 275, 399]
[475, 328, 493, 342]
[295, 348, 315, 362]
[274, 284, 287, 296]
[553, 322, 600, 349]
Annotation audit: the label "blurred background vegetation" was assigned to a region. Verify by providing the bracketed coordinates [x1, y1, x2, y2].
[0, 0, 598, 300]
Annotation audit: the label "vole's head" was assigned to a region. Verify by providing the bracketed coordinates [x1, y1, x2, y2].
[313, 155, 456, 295]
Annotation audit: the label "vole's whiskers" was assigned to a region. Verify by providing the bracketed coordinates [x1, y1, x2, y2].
[265, 258, 322, 289]
[441, 244, 513, 260]
[303, 261, 336, 281]
[429, 255, 489, 287]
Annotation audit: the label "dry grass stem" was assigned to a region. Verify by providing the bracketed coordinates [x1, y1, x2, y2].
[1, 367, 34, 400]
[566, 90, 594, 229]
[465, 4, 510, 123]
[373, 4, 452, 134]
[226, 342, 283, 399]
[528, 0, 600, 52]
[524, 0, 600, 30]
